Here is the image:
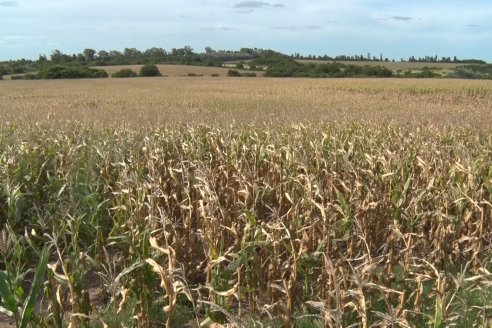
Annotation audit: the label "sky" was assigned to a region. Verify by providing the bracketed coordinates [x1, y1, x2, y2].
[1, 0, 491, 62]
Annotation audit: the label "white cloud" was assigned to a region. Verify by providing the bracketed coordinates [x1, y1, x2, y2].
[0, 0, 491, 61]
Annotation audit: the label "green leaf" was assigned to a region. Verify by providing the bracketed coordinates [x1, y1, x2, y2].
[0, 271, 16, 313]
[115, 260, 143, 284]
[245, 211, 256, 227]
[20, 247, 48, 328]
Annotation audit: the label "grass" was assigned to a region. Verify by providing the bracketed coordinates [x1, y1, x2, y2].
[0, 77, 492, 327]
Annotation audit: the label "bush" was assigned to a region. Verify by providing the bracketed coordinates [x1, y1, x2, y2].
[227, 69, 241, 77]
[211, 73, 219, 77]
[11, 73, 37, 80]
[241, 72, 256, 77]
[139, 64, 161, 77]
[449, 64, 492, 79]
[37, 65, 108, 79]
[0, 75, 3, 80]
[12, 66, 26, 74]
[0, 65, 9, 75]
[111, 69, 138, 78]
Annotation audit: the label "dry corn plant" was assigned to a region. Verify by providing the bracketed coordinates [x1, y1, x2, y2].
[1, 78, 492, 326]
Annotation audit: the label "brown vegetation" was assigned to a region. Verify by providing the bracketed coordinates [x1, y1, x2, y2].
[0, 77, 492, 327]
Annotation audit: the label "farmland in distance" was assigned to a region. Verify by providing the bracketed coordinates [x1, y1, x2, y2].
[2, 77, 491, 126]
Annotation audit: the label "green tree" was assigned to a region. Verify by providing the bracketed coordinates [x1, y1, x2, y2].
[112, 68, 138, 78]
[37, 65, 108, 79]
[139, 64, 161, 77]
[227, 69, 241, 77]
[143, 47, 166, 58]
[83, 48, 96, 62]
[76, 53, 85, 62]
[97, 50, 110, 60]
[123, 48, 142, 59]
[50, 50, 71, 63]
[109, 50, 123, 58]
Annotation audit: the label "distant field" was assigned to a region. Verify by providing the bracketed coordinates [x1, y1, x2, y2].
[1, 77, 491, 127]
[92, 64, 253, 77]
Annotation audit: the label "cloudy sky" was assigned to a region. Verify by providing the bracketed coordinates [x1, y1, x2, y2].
[1, 0, 491, 61]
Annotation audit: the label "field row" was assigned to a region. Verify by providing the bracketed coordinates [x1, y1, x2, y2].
[1, 78, 492, 128]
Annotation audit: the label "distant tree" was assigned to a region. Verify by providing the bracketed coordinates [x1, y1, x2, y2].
[109, 50, 123, 58]
[171, 46, 195, 57]
[183, 45, 194, 56]
[97, 50, 110, 60]
[83, 48, 96, 61]
[112, 68, 138, 78]
[205, 46, 214, 53]
[0, 65, 9, 75]
[50, 50, 71, 63]
[37, 65, 108, 79]
[227, 69, 241, 77]
[139, 64, 161, 77]
[124, 48, 142, 59]
[50, 49, 62, 62]
[143, 47, 166, 58]
[76, 53, 85, 62]
[239, 47, 255, 55]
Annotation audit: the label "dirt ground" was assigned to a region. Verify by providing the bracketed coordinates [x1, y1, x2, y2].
[0, 315, 13, 327]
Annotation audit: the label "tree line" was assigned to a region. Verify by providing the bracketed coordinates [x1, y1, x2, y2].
[1, 45, 491, 80]
[292, 52, 485, 64]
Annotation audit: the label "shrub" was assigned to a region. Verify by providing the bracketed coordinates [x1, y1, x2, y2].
[227, 69, 241, 77]
[211, 73, 219, 77]
[0, 75, 3, 80]
[37, 65, 108, 79]
[12, 66, 26, 74]
[11, 73, 37, 80]
[111, 69, 138, 78]
[139, 64, 161, 77]
[241, 72, 257, 77]
[0, 65, 9, 75]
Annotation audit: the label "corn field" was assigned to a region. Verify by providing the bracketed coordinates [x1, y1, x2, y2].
[0, 78, 492, 327]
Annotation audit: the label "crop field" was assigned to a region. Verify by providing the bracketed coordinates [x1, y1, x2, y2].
[1, 77, 492, 327]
